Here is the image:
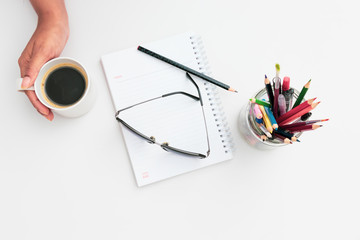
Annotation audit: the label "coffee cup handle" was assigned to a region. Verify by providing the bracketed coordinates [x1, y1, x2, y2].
[16, 78, 35, 91]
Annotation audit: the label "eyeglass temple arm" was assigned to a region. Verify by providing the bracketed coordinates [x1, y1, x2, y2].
[185, 72, 203, 106]
[115, 88, 200, 118]
[163, 73, 202, 105]
[162, 91, 199, 101]
[186, 72, 210, 156]
[116, 117, 155, 143]
[186, 72, 210, 157]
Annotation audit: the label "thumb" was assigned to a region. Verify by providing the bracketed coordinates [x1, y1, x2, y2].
[20, 52, 49, 89]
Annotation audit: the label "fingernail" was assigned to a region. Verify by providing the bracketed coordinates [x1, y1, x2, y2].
[37, 108, 50, 116]
[44, 114, 54, 121]
[37, 110, 54, 121]
[41, 108, 50, 116]
[46, 112, 54, 121]
[21, 76, 31, 89]
[44, 115, 54, 122]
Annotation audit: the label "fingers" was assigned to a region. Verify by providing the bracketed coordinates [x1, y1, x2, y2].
[42, 110, 54, 121]
[25, 90, 49, 115]
[19, 50, 50, 89]
[25, 90, 54, 121]
[18, 40, 55, 121]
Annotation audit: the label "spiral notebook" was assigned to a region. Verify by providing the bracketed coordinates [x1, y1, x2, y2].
[101, 32, 233, 186]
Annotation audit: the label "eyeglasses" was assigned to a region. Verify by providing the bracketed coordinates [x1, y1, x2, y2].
[115, 72, 210, 159]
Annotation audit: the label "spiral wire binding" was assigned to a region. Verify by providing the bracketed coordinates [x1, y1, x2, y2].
[190, 35, 234, 154]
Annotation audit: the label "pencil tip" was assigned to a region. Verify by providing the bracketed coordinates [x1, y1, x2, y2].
[229, 87, 238, 93]
[265, 74, 267, 78]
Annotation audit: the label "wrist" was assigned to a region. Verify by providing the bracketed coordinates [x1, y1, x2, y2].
[38, 9, 68, 26]
[31, 0, 69, 30]
[31, 0, 68, 21]
[37, 10, 69, 37]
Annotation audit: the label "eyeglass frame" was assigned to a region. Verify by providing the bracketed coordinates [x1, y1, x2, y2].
[115, 72, 210, 159]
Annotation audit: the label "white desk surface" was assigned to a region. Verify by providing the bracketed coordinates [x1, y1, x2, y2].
[1, 0, 359, 239]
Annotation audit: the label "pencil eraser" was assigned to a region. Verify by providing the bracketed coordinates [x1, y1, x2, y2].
[282, 76, 290, 92]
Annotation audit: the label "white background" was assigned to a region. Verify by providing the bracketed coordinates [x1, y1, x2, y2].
[1, 0, 359, 239]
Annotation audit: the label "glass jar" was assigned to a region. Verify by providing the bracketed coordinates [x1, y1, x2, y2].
[238, 88, 301, 150]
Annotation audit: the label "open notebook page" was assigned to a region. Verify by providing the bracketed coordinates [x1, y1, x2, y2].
[101, 32, 233, 186]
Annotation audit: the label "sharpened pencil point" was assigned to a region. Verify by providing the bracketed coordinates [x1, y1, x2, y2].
[229, 87, 238, 93]
[265, 74, 267, 78]
[304, 79, 312, 88]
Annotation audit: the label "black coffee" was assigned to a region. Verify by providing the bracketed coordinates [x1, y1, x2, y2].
[45, 66, 86, 106]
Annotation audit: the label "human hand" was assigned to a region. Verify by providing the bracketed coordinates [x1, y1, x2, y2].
[18, 10, 69, 121]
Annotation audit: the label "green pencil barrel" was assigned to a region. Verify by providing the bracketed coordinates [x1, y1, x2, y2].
[292, 79, 311, 109]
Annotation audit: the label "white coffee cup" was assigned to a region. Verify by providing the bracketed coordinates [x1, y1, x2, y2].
[16, 57, 96, 118]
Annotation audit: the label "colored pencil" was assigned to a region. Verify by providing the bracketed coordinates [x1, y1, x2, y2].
[287, 124, 322, 132]
[249, 98, 271, 108]
[278, 102, 320, 126]
[258, 105, 273, 133]
[273, 133, 292, 144]
[137, 46, 238, 92]
[257, 123, 272, 138]
[255, 117, 263, 124]
[281, 119, 329, 129]
[260, 135, 268, 142]
[292, 79, 311, 108]
[274, 128, 300, 142]
[264, 105, 278, 130]
[264, 75, 274, 107]
[276, 97, 316, 124]
[253, 103, 263, 119]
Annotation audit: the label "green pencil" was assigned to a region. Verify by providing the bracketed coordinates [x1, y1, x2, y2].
[292, 79, 311, 109]
[249, 98, 271, 108]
